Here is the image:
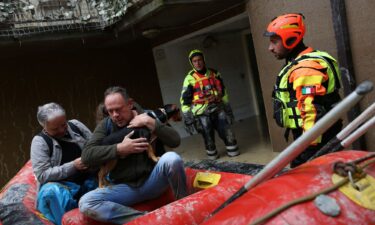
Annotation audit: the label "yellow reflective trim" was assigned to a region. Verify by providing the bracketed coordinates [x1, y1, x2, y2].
[192, 104, 208, 115]
[293, 75, 324, 89]
[193, 172, 221, 189]
[280, 24, 299, 29]
[302, 96, 315, 130]
[35, 211, 49, 221]
[332, 173, 375, 210]
[193, 76, 209, 83]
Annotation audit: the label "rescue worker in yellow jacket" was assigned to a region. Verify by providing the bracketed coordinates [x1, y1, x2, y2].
[264, 13, 342, 168]
[180, 49, 239, 160]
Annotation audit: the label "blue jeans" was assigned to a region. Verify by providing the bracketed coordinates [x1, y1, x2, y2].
[37, 177, 98, 225]
[79, 152, 187, 224]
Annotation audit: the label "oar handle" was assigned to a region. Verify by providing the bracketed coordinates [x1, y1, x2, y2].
[356, 80, 374, 95]
[309, 102, 375, 160]
[341, 116, 375, 148]
[336, 102, 375, 140]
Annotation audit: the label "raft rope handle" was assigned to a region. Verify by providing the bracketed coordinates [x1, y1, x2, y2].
[249, 155, 375, 225]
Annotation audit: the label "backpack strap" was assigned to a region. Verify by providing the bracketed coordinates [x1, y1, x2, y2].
[105, 117, 113, 135]
[36, 132, 54, 157]
[67, 121, 84, 137]
[36, 121, 84, 157]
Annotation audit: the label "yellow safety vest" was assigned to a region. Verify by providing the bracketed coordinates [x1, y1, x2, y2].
[272, 50, 341, 129]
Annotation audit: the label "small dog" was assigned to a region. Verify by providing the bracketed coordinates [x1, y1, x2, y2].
[98, 104, 181, 188]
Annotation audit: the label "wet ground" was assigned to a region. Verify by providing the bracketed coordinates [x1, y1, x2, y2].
[175, 116, 280, 174]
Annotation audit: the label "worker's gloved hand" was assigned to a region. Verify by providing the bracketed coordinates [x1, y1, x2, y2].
[183, 112, 195, 135]
[224, 104, 235, 125]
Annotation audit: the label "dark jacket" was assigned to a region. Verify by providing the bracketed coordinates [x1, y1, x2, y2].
[81, 108, 180, 187]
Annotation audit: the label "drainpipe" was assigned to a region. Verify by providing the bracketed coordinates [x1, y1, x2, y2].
[330, 0, 366, 150]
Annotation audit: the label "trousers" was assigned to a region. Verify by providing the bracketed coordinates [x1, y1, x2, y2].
[37, 176, 97, 225]
[196, 109, 237, 156]
[79, 152, 187, 224]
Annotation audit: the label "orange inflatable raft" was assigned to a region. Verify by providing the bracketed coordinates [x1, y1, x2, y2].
[1, 151, 374, 225]
[202, 150, 375, 225]
[0, 160, 252, 225]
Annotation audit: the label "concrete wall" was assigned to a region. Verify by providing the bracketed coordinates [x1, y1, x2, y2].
[153, 28, 256, 137]
[246, 0, 375, 152]
[345, 0, 375, 149]
[0, 39, 162, 187]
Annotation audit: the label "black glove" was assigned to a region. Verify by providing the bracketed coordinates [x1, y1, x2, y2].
[183, 112, 195, 135]
[224, 104, 235, 125]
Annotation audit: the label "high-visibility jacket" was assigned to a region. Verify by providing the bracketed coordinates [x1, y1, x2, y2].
[272, 47, 341, 144]
[180, 68, 229, 115]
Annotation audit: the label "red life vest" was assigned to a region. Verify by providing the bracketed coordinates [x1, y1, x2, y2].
[191, 71, 223, 104]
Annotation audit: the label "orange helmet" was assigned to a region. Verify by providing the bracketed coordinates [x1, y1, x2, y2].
[264, 13, 305, 49]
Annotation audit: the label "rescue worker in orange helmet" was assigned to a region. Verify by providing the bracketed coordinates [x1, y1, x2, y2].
[180, 49, 239, 159]
[264, 13, 343, 168]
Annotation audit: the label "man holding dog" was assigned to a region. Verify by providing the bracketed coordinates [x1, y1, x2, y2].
[79, 86, 187, 224]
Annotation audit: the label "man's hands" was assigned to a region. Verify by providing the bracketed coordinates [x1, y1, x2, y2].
[116, 130, 149, 158]
[128, 113, 156, 132]
[183, 112, 196, 135]
[73, 157, 88, 170]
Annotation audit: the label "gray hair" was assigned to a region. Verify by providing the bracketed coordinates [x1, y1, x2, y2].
[104, 86, 129, 102]
[37, 102, 66, 127]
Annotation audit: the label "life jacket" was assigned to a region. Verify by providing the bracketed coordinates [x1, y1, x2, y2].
[272, 49, 341, 129]
[191, 70, 223, 104]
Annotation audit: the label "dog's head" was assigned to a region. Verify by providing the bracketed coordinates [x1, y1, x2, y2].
[146, 104, 182, 124]
[132, 127, 152, 142]
[162, 104, 182, 122]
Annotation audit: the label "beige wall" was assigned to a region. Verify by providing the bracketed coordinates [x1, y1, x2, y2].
[0, 39, 162, 187]
[246, 0, 374, 152]
[345, 0, 375, 149]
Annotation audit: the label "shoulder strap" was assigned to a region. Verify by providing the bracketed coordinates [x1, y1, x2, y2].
[293, 52, 341, 90]
[277, 53, 340, 89]
[105, 117, 113, 135]
[192, 72, 207, 82]
[67, 121, 83, 137]
[36, 132, 54, 157]
[36, 121, 83, 157]
[317, 55, 341, 89]
[277, 56, 306, 83]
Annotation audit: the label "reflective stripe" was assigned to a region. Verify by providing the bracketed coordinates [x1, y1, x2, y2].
[206, 149, 218, 156]
[273, 48, 341, 130]
[293, 74, 326, 88]
[301, 96, 315, 130]
[226, 145, 238, 150]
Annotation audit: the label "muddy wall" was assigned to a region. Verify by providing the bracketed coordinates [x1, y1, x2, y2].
[0, 38, 162, 187]
[246, 0, 375, 152]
